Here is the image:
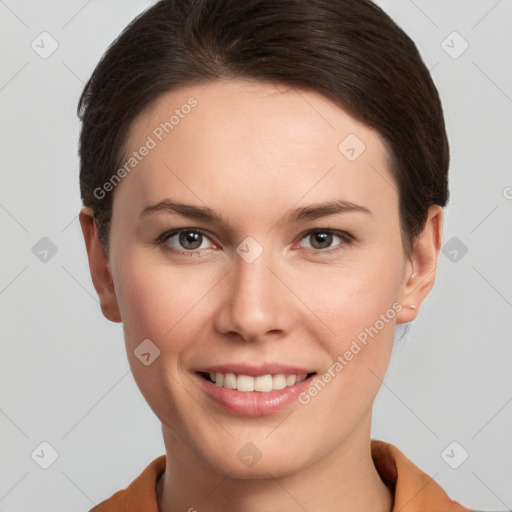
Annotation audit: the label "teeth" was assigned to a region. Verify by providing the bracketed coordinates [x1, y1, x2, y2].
[237, 375, 254, 392]
[207, 372, 311, 392]
[223, 373, 237, 389]
[255, 374, 273, 392]
[286, 374, 297, 386]
[272, 374, 287, 390]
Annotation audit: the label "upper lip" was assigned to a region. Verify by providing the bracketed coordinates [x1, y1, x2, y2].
[196, 363, 316, 377]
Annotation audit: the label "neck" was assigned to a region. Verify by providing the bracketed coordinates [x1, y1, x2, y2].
[157, 417, 392, 512]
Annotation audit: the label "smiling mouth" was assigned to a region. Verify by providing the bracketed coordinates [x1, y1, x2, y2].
[198, 371, 316, 392]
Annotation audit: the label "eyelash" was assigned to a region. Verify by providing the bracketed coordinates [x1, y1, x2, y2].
[155, 228, 354, 258]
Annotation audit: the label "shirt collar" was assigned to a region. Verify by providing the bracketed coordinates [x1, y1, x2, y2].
[109, 440, 468, 512]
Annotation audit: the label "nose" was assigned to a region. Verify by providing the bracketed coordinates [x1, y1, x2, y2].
[213, 248, 297, 343]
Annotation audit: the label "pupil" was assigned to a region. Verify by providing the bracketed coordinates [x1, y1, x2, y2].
[180, 231, 201, 250]
[312, 232, 332, 249]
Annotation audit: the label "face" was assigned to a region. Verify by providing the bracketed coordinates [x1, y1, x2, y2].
[88, 78, 432, 478]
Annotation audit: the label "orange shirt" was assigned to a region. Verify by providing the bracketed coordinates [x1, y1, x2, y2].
[90, 440, 471, 511]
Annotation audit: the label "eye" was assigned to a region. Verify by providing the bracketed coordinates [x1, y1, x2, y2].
[156, 227, 353, 257]
[158, 228, 215, 255]
[298, 229, 352, 254]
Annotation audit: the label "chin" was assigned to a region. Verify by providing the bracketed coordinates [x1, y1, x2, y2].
[209, 451, 307, 480]
[191, 432, 316, 480]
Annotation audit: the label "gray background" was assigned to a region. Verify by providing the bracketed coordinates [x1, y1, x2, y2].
[1, 0, 511, 510]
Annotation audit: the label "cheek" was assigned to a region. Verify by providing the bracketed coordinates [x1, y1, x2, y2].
[293, 253, 404, 348]
[295, 279, 398, 448]
[290, 248, 403, 412]
[111, 250, 211, 352]
[110, 252, 209, 422]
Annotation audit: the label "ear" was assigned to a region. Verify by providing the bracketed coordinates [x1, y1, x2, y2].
[396, 205, 443, 324]
[79, 207, 122, 323]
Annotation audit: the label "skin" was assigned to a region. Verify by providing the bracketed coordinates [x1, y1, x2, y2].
[80, 78, 443, 512]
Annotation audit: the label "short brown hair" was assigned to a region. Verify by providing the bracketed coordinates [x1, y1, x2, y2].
[77, 0, 449, 253]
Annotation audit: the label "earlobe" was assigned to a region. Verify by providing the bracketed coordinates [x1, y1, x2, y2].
[79, 207, 122, 323]
[396, 205, 443, 324]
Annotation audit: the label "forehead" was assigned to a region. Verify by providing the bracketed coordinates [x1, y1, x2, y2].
[115, 78, 396, 224]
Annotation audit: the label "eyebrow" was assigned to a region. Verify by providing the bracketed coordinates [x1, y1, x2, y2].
[140, 198, 372, 224]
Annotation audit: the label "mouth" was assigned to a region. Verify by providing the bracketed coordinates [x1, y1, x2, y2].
[194, 366, 318, 416]
[197, 371, 316, 392]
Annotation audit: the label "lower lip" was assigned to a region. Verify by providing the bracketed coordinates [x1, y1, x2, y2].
[196, 373, 314, 416]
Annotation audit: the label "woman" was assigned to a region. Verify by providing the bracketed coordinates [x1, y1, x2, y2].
[78, 0, 472, 510]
